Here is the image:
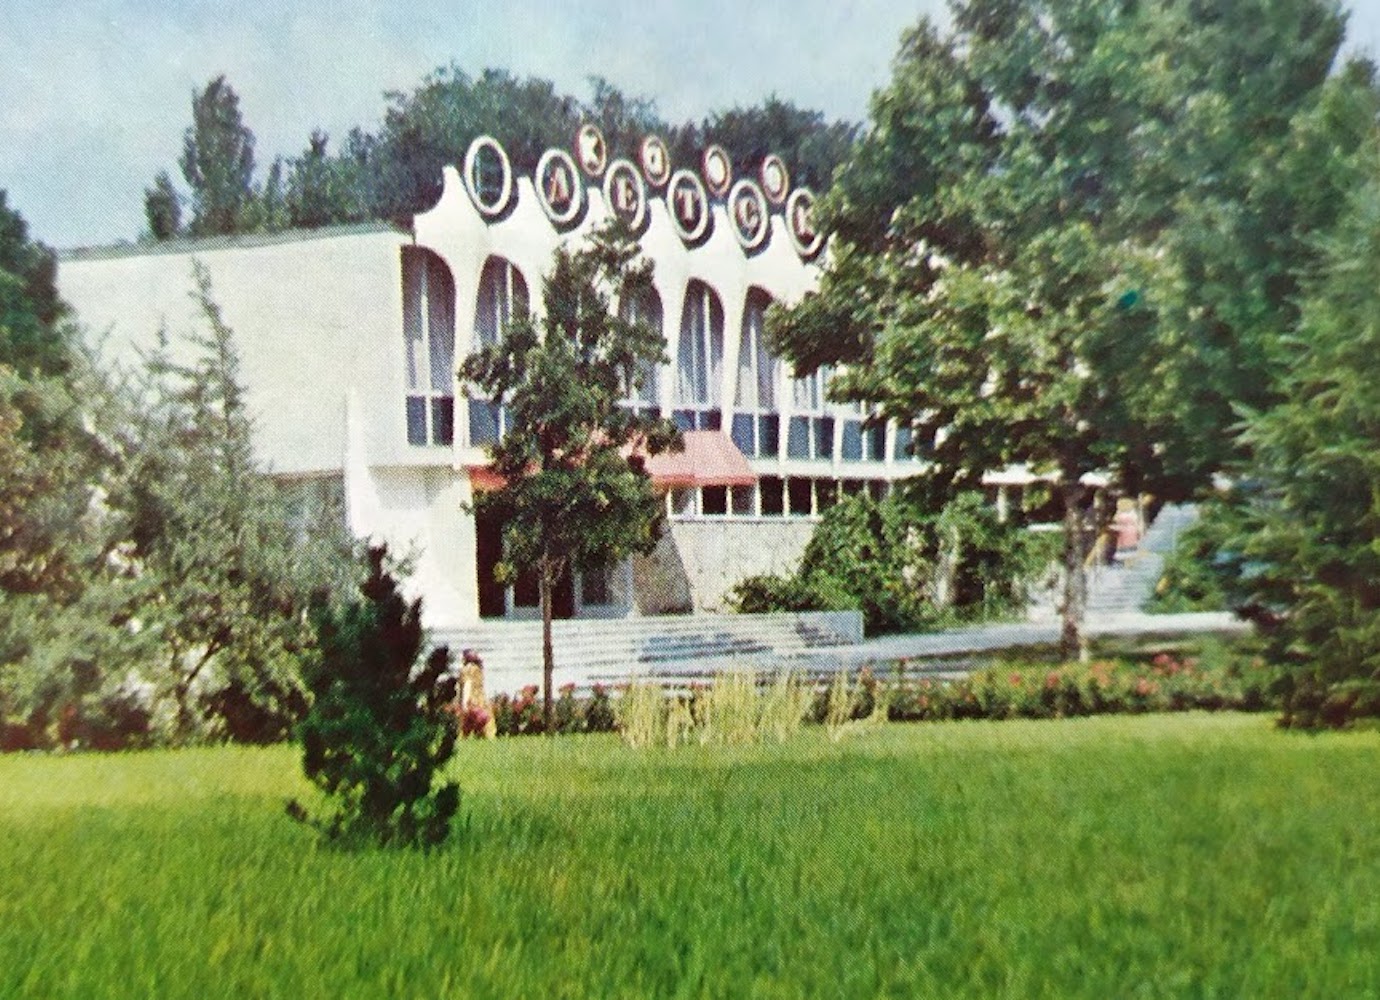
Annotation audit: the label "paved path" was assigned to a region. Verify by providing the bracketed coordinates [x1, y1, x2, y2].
[496, 609, 1248, 694]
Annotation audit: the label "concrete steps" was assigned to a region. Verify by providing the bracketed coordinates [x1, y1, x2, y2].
[1085, 503, 1197, 615]
[429, 610, 864, 695]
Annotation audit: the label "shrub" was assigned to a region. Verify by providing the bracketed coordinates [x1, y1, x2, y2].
[881, 647, 1283, 725]
[729, 491, 1049, 635]
[492, 685, 545, 736]
[584, 684, 616, 733]
[728, 573, 851, 615]
[287, 548, 459, 849]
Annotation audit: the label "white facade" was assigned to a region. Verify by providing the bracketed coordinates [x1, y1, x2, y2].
[59, 132, 925, 626]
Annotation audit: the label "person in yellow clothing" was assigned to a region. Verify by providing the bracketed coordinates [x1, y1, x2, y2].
[457, 648, 497, 739]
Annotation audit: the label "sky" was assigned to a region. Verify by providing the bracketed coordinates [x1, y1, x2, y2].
[3, 0, 1378, 251]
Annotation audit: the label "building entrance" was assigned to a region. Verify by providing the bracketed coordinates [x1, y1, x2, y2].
[475, 508, 575, 619]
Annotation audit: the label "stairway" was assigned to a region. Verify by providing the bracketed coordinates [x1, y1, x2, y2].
[1084, 503, 1198, 616]
[428, 610, 864, 695]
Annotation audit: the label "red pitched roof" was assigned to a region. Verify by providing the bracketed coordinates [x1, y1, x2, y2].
[469, 430, 757, 493]
[643, 430, 756, 488]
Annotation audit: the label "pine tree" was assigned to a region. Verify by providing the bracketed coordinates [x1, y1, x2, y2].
[289, 547, 460, 848]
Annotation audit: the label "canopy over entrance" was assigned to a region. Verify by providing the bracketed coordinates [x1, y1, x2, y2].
[643, 429, 756, 488]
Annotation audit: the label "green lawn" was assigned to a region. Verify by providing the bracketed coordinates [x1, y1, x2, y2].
[3, 714, 1378, 998]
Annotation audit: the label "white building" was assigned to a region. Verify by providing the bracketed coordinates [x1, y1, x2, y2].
[59, 129, 924, 627]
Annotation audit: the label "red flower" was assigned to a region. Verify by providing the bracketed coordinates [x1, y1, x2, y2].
[461, 705, 492, 736]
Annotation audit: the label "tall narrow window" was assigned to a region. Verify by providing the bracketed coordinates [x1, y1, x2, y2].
[469, 256, 529, 445]
[620, 286, 662, 419]
[402, 248, 456, 446]
[674, 280, 724, 431]
[842, 401, 887, 462]
[731, 289, 780, 457]
[788, 364, 834, 460]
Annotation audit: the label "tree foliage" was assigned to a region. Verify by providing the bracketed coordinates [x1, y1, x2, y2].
[285, 130, 369, 229]
[143, 171, 182, 241]
[731, 490, 1048, 635]
[180, 75, 257, 237]
[143, 69, 856, 238]
[1195, 153, 1380, 723]
[769, 0, 1366, 655]
[0, 191, 70, 378]
[289, 547, 459, 848]
[110, 262, 354, 741]
[461, 221, 679, 729]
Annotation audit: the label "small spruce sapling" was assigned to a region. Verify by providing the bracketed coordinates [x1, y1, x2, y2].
[288, 547, 459, 848]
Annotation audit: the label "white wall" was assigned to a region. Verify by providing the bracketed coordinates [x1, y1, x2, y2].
[59, 225, 413, 476]
[666, 518, 816, 612]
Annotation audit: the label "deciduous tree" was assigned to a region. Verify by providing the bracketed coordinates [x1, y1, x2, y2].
[770, 2, 1361, 656]
[143, 171, 182, 241]
[180, 75, 257, 236]
[461, 222, 679, 730]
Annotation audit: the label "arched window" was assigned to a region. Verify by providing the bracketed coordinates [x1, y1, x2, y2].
[731, 288, 779, 457]
[469, 256, 529, 444]
[674, 280, 724, 431]
[620, 286, 662, 419]
[402, 247, 456, 446]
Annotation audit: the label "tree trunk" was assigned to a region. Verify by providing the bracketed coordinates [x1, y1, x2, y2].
[540, 562, 555, 735]
[1060, 482, 1088, 662]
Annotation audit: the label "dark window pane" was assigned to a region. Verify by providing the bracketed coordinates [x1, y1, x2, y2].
[469, 400, 499, 445]
[788, 477, 813, 515]
[513, 567, 539, 607]
[581, 566, 609, 605]
[787, 416, 810, 459]
[817, 479, 839, 510]
[760, 476, 784, 515]
[406, 396, 427, 445]
[702, 409, 722, 431]
[867, 424, 887, 461]
[731, 485, 754, 516]
[895, 426, 914, 461]
[731, 413, 756, 455]
[841, 420, 862, 461]
[431, 396, 454, 445]
[759, 414, 779, 457]
[702, 485, 728, 515]
[815, 417, 835, 459]
[843, 478, 864, 496]
[673, 409, 695, 432]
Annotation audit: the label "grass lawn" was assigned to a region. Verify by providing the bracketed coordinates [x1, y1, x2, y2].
[2, 714, 1378, 999]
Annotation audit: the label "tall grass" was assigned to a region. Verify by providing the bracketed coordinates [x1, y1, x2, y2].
[618, 669, 810, 748]
[4, 716, 1380, 997]
[697, 670, 760, 745]
[614, 679, 665, 747]
[758, 669, 810, 743]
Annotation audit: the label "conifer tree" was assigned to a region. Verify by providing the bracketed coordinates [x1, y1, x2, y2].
[290, 547, 460, 848]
